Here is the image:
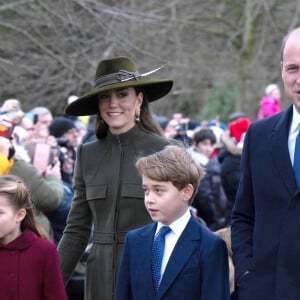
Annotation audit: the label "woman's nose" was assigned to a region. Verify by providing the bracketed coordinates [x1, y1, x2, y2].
[109, 94, 119, 107]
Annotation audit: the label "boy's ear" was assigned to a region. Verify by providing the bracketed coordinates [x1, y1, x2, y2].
[182, 184, 194, 202]
[16, 208, 26, 223]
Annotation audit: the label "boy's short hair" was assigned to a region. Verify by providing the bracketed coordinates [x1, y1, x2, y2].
[136, 145, 205, 204]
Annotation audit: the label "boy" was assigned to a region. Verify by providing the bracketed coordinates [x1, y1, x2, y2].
[115, 145, 230, 299]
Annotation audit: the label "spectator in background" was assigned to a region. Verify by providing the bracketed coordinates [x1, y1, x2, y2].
[257, 83, 281, 119]
[215, 226, 237, 300]
[164, 113, 192, 146]
[218, 112, 251, 225]
[190, 127, 227, 230]
[49, 116, 78, 185]
[0, 121, 63, 240]
[47, 116, 78, 243]
[28, 106, 53, 142]
[48, 116, 84, 300]
[57, 56, 175, 300]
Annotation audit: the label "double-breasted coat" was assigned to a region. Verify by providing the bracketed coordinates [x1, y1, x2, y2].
[57, 125, 172, 300]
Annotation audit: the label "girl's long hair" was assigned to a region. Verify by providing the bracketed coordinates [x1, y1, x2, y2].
[0, 174, 41, 237]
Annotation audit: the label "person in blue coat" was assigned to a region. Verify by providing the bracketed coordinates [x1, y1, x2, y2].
[231, 27, 300, 300]
[115, 145, 230, 300]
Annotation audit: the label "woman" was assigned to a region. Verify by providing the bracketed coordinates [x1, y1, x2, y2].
[57, 56, 174, 300]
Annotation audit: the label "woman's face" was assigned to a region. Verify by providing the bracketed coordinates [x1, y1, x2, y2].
[98, 87, 143, 135]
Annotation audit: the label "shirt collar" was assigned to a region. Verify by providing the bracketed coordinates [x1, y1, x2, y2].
[291, 105, 300, 134]
[156, 208, 191, 237]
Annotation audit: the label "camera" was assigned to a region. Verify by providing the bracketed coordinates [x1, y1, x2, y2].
[56, 137, 71, 148]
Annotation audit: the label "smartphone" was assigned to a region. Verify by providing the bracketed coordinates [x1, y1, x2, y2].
[49, 146, 60, 166]
[32, 143, 51, 174]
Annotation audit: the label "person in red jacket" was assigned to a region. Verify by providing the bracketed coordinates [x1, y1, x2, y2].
[0, 174, 67, 300]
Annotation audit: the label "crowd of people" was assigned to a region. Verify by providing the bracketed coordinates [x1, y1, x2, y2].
[0, 26, 299, 300]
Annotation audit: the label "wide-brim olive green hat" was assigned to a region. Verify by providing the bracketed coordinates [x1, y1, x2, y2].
[65, 56, 173, 116]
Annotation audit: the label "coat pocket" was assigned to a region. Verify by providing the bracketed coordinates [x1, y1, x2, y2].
[86, 184, 107, 200]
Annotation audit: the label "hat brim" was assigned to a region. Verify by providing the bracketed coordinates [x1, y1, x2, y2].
[65, 79, 173, 116]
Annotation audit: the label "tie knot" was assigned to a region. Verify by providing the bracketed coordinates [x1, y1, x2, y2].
[157, 226, 171, 238]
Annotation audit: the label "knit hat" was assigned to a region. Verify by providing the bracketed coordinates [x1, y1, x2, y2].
[228, 117, 251, 143]
[49, 117, 76, 138]
[265, 84, 278, 96]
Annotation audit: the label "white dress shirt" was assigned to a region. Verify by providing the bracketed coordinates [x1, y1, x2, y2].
[288, 106, 300, 165]
[154, 209, 191, 282]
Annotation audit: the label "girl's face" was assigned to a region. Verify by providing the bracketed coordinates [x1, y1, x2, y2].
[0, 195, 25, 245]
[98, 87, 143, 135]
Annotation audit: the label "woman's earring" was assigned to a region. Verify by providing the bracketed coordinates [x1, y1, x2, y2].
[135, 107, 140, 122]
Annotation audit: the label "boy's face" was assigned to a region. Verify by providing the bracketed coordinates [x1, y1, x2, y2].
[142, 175, 193, 225]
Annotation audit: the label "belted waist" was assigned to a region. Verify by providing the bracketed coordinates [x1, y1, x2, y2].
[93, 231, 127, 244]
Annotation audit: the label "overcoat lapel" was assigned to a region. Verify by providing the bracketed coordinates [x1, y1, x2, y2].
[157, 217, 201, 299]
[269, 106, 296, 196]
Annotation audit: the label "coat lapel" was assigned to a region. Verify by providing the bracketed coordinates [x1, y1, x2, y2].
[156, 217, 200, 299]
[269, 106, 296, 196]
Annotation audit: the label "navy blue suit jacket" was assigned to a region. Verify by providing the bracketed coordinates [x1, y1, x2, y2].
[115, 215, 230, 300]
[232, 105, 300, 299]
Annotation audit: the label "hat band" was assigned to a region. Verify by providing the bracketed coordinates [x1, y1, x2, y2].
[94, 70, 141, 88]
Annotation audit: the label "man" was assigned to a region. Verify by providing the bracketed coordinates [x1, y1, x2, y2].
[29, 106, 53, 142]
[231, 27, 300, 300]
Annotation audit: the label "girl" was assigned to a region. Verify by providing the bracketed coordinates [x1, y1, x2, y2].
[0, 174, 67, 300]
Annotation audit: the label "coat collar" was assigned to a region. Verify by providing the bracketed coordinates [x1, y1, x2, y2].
[0, 229, 38, 250]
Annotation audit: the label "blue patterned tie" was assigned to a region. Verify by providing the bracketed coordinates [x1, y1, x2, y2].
[151, 226, 171, 291]
[294, 128, 300, 189]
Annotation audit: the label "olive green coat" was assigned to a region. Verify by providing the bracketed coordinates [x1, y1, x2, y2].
[58, 126, 172, 300]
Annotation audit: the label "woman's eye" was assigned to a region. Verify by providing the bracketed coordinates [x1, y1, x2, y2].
[118, 92, 128, 98]
[99, 95, 109, 101]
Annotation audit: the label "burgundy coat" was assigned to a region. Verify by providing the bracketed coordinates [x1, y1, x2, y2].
[0, 229, 67, 300]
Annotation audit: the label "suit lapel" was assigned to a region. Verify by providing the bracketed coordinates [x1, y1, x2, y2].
[135, 223, 157, 298]
[269, 106, 296, 196]
[157, 217, 200, 299]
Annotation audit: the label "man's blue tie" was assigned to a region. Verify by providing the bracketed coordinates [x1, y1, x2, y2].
[294, 128, 300, 189]
[151, 226, 171, 291]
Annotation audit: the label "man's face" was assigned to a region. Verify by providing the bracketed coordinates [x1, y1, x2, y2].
[281, 30, 300, 113]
